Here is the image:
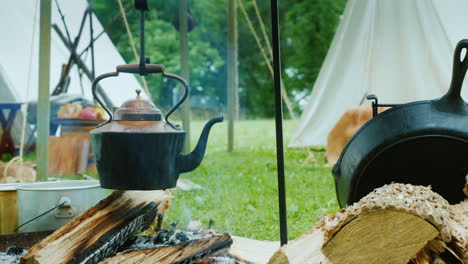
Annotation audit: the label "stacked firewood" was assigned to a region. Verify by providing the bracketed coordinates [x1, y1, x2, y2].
[16, 177, 467, 264]
[18, 191, 237, 264]
[268, 179, 468, 264]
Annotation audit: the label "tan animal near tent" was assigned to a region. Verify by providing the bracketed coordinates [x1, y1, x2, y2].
[326, 105, 390, 165]
[0, 160, 36, 183]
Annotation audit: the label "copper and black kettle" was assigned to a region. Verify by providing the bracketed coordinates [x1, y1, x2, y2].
[89, 1, 222, 190]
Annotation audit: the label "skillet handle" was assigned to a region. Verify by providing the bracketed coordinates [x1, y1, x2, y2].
[447, 39, 468, 99]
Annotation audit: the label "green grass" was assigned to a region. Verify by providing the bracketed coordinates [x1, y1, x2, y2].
[162, 119, 339, 241]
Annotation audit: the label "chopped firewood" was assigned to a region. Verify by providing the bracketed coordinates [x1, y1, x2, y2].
[229, 236, 279, 264]
[20, 190, 171, 264]
[268, 183, 467, 264]
[322, 210, 438, 264]
[267, 229, 328, 264]
[447, 198, 467, 262]
[98, 233, 232, 264]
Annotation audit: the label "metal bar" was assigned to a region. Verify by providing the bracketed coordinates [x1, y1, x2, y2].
[52, 8, 89, 95]
[52, 24, 115, 109]
[270, 0, 288, 245]
[139, 9, 146, 75]
[54, 0, 72, 44]
[227, 0, 238, 152]
[78, 2, 133, 57]
[179, 0, 191, 153]
[37, 0, 52, 181]
[89, 6, 95, 79]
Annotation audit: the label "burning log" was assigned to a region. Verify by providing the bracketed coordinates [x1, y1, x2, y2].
[268, 183, 467, 264]
[98, 233, 232, 264]
[19, 190, 171, 264]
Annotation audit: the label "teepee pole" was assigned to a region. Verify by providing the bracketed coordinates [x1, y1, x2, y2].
[36, 0, 52, 181]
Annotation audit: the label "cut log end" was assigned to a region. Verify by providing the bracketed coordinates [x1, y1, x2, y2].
[322, 210, 439, 264]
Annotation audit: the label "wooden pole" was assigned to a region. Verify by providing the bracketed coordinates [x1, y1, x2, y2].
[227, 0, 238, 152]
[179, 0, 191, 153]
[36, 0, 52, 181]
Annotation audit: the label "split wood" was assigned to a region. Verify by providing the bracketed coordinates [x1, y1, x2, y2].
[20, 190, 171, 264]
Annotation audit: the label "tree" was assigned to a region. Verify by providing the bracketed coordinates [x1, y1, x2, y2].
[92, 0, 346, 118]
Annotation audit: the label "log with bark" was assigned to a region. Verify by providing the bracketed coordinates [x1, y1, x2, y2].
[268, 183, 467, 264]
[19, 190, 171, 264]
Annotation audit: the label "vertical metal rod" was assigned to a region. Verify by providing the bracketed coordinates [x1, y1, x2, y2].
[37, 0, 52, 181]
[139, 9, 146, 75]
[89, 6, 95, 79]
[179, 0, 191, 153]
[270, 0, 288, 245]
[227, 0, 238, 152]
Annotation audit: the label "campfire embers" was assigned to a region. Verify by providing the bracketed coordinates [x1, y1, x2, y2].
[117, 221, 231, 254]
[101, 229, 235, 264]
[9, 191, 245, 264]
[0, 247, 24, 264]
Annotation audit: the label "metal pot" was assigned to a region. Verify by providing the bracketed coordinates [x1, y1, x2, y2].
[16, 180, 108, 232]
[333, 40, 468, 207]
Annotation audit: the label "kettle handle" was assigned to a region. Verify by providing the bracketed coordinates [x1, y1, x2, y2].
[92, 71, 119, 126]
[162, 72, 189, 124]
[91, 68, 189, 127]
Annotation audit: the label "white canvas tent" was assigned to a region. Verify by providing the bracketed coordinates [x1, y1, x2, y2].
[290, 0, 468, 147]
[0, 0, 143, 106]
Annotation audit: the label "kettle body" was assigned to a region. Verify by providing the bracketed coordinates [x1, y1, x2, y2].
[91, 129, 185, 190]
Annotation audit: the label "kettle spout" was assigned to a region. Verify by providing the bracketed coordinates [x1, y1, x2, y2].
[178, 116, 223, 173]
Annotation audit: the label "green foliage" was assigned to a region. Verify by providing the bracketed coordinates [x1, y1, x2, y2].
[92, 0, 346, 118]
[162, 120, 338, 240]
[281, 0, 346, 106]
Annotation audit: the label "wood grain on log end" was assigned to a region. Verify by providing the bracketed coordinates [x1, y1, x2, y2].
[268, 249, 289, 264]
[322, 210, 439, 264]
[317, 183, 452, 243]
[267, 228, 329, 264]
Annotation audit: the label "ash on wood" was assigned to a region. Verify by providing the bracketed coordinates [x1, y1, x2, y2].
[98, 233, 232, 264]
[268, 183, 467, 264]
[19, 190, 171, 264]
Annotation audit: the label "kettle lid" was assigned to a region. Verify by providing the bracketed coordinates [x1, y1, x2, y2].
[114, 89, 162, 121]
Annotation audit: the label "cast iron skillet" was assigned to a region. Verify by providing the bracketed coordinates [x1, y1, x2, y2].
[332, 39, 468, 207]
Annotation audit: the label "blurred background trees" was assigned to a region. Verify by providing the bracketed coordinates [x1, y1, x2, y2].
[93, 0, 345, 118]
